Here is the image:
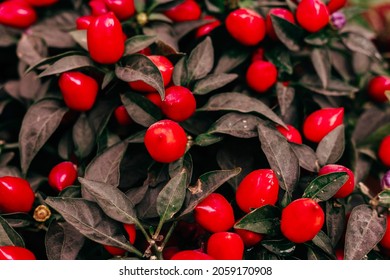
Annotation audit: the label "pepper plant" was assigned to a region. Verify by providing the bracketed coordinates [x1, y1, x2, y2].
[0, 0, 390, 260]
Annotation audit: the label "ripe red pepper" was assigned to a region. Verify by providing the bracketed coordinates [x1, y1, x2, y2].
[87, 12, 125, 64]
[0, 0, 37, 29]
[104, 0, 135, 21]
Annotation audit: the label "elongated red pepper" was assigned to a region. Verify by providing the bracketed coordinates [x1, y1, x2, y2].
[87, 12, 125, 64]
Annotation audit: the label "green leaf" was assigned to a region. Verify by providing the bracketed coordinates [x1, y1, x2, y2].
[303, 172, 349, 201]
[19, 98, 69, 175]
[208, 112, 262, 138]
[156, 169, 188, 222]
[169, 153, 193, 184]
[305, 30, 329, 46]
[198, 92, 286, 128]
[72, 113, 96, 159]
[311, 48, 331, 89]
[261, 238, 296, 257]
[0, 215, 25, 247]
[264, 46, 293, 75]
[345, 204, 386, 260]
[193, 73, 238, 95]
[181, 168, 241, 217]
[194, 133, 224, 147]
[291, 143, 319, 173]
[378, 189, 390, 208]
[124, 35, 156, 56]
[120, 92, 162, 127]
[69, 30, 88, 50]
[204, 0, 225, 13]
[186, 37, 214, 81]
[312, 231, 335, 257]
[45, 221, 85, 260]
[257, 122, 300, 194]
[84, 140, 128, 187]
[45, 197, 141, 256]
[115, 54, 165, 100]
[307, 246, 333, 260]
[38, 55, 94, 77]
[79, 178, 140, 226]
[316, 125, 345, 166]
[234, 205, 281, 236]
[326, 200, 346, 247]
[270, 14, 304, 52]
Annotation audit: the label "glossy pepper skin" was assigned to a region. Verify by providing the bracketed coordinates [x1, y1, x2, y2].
[276, 124, 303, 144]
[0, 1, 37, 29]
[235, 169, 279, 213]
[104, 0, 135, 21]
[327, 0, 347, 14]
[76, 15, 95, 30]
[144, 120, 188, 163]
[378, 135, 390, 167]
[87, 12, 125, 64]
[48, 161, 78, 192]
[207, 232, 244, 260]
[246, 60, 278, 93]
[280, 198, 325, 243]
[163, 0, 201, 22]
[161, 86, 197, 122]
[58, 71, 99, 112]
[302, 107, 344, 143]
[0, 176, 35, 214]
[195, 15, 221, 38]
[225, 8, 266, 46]
[296, 0, 330, 33]
[0, 246, 36, 260]
[194, 193, 235, 233]
[368, 76, 390, 103]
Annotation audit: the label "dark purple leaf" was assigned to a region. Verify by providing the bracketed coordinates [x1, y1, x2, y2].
[199, 92, 286, 127]
[291, 143, 319, 172]
[115, 54, 165, 100]
[186, 37, 214, 81]
[345, 204, 386, 260]
[316, 125, 345, 166]
[0, 215, 25, 247]
[45, 221, 85, 260]
[326, 200, 346, 247]
[257, 122, 300, 193]
[19, 98, 69, 175]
